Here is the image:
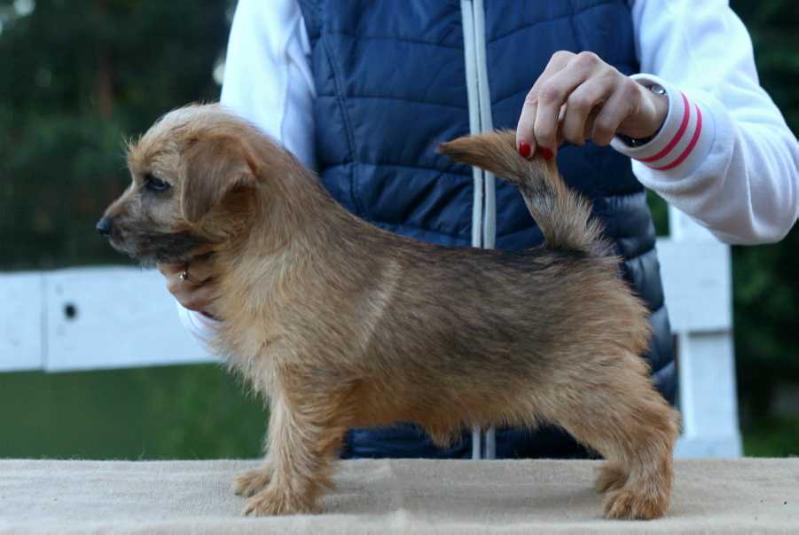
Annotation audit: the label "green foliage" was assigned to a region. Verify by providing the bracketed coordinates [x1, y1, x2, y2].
[647, 189, 669, 236]
[728, 1, 799, 438]
[741, 416, 799, 458]
[0, 365, 265, 459]
[731, 0, 799, 130]
[0, 0, 229, 269]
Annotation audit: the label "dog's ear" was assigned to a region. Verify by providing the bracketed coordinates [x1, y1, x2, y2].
[181, 135, 257, 223]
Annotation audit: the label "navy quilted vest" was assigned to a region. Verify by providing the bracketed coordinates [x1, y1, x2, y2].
[298, 0, 676, 459]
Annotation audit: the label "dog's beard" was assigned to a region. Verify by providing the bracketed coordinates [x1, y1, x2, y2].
[108, 230, 208, 266]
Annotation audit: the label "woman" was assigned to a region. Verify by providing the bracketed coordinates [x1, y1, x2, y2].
[161, 0, 798, 459]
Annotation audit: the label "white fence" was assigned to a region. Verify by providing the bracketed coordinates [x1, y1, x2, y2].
[0, 267, 213, 372]
[0, 207, 742, 458]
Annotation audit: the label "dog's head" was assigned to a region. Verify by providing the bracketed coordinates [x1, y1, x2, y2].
[98, 104, 269, 264]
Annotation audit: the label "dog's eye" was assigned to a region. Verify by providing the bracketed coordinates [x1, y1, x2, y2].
[144, 174, 171, 193]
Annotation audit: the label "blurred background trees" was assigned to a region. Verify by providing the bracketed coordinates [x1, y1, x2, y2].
[0, 0, 229, 268]
[728, 0, 799, 455]
[0, 0, 796, 458]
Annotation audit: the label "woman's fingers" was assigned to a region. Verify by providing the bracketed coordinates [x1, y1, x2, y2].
[516, 99, 537, 157]
[157, 250, 219, 315]
[157, 261, 185, 277]
[532, 53, 601, 153]
[516, 51, 663, 155]
[158, 253, 215, 284]
[516, 50, 575, 155]
[591, 81, 638, 146]
[172, 280, 218, 313]
[183, 253, 216, 284]
[560, 73, 616, 145]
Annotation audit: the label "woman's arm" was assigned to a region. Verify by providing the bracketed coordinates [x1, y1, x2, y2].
[220, 0, 315, 167]
[619, 0, 799, 244]
[516, 0, 798, 244]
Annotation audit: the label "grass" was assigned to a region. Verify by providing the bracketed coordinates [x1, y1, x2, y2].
[0, 365, 264, 459]
[742, 416, 799, 458]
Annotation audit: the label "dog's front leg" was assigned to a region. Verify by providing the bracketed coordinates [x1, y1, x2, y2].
[242, 390, 347, 516]
[233, 453, 274, 498]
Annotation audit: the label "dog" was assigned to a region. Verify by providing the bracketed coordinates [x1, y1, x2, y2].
[99, 104, 679, 520]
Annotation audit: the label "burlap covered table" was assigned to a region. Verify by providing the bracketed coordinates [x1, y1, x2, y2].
[1, 458, 796, 533]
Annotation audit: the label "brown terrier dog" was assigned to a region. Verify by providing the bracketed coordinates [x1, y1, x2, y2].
[99, 104, 678, 520]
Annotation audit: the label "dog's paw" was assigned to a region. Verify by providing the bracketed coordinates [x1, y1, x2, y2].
[243, 487, 318, 516]
[233, 467, 273, 497]
[425, 427, 460, 450]
[603, 488, 668, 520]
[595, 463, 627, 494]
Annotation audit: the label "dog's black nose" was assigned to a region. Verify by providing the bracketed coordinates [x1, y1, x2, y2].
[96, 217, 112, 236]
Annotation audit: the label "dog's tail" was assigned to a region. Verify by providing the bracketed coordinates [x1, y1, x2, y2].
[438, 130, 608, 256]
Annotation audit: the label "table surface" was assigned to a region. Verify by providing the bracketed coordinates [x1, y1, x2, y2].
[1, 458, 797, 534]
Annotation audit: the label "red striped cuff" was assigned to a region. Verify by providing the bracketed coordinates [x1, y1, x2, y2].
[611, 74, 709, 174]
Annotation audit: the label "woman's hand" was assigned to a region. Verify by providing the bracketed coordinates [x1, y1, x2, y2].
[515, 50, 668, 159]
[157, 250, 221, 319]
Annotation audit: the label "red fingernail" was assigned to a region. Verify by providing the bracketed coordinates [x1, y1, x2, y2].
[539, 147, 554, 160]
[518, 141, 532, 158]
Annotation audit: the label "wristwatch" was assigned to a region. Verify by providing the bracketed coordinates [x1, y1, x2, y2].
[617, 82, 667, 147]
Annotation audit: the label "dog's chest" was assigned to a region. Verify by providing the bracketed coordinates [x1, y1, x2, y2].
[213, 315, 285, 392]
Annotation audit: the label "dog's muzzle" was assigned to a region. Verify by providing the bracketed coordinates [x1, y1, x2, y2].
[96, 217, 113, 236]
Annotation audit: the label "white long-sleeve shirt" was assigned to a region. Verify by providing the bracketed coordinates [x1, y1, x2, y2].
[179, 0, 799, 335]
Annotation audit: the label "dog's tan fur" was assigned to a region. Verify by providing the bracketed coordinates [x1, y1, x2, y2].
[102, 104, 679, 519]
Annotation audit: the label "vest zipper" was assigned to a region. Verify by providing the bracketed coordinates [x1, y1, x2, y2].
[461, 0, 497, 460]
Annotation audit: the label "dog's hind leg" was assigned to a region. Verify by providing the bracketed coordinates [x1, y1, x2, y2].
[595, 462, 627, 494]
[545, 353, 679, 520]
